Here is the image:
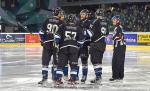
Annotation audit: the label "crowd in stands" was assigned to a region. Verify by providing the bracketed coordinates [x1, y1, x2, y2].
[1, 3, 150, 33]
[104, 4, 150, 32]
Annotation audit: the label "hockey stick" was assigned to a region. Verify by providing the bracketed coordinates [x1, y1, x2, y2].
[16, 21, 35, 36]
[15, 9, 53, 35]
[43, 39, 54, 43]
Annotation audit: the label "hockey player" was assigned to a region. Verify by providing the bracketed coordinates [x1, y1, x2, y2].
[38, 7, 65, 85]
[54, 14, 84, 85]
[89, 9, 109, 84]
[109, 15, 126, 81]
[78, 9, 91, 83]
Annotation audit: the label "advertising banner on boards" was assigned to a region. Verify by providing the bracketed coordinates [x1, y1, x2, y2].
[0, 34, 25, 43]
[137, 33, 150, 45]
[25, 34, 40, 43]
[105, 34, 137, 45]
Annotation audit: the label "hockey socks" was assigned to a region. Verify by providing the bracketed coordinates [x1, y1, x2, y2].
[82, 66, 88, 77]
[56, 69, 63, 80]
[63, 65, 68, 77]
[94, 65, 102, 78]
[81, 65, 88, 82]
[51, 66, 57, 81]
[70, 68, 78, 81]
[90, 65, 102, 84]
[42, 66, 49, 79]
[76, 65, 80, 80]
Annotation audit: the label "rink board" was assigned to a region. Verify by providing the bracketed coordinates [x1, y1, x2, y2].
[0, 43, 150, 51]
[0, 32, 150, 50]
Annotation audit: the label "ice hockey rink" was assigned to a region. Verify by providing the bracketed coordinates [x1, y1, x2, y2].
[0, 45, 150, 91]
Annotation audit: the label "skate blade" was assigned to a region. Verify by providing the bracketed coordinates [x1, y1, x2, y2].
[80, 81, 86, 84]
[38, 82, 48, 87]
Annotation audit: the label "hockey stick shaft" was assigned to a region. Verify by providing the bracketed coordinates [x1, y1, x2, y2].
[17, 21, 33, 35]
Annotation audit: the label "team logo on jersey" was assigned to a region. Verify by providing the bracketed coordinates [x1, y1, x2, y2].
[101, 27, 107, 35]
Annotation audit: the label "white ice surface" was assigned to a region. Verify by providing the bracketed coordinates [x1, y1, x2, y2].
[0, 47, 150, 91]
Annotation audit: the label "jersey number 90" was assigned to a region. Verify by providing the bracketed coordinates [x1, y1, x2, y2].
[47, 24, 59, 34]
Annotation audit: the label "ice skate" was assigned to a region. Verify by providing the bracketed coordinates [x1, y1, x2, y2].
[38, 78, 48, 86]
[90, 77, 101, 84]
[81, 76, 87, 83]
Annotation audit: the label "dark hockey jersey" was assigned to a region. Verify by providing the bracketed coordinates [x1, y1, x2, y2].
[79, 19, 91, 30]
[55, 23, 84, 50]
[113, 25, 126, 47]
[39, 17, 64, 49]
[90, 18, 109, 43]
[79, 19, 91, 45]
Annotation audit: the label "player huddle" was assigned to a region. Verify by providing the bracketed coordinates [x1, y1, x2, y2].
[38, 7, 126, 86]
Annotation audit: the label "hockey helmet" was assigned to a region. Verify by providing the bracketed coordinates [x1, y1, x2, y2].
[53, 7, 64, 16]
[67, 14, 76, 23]
[95, 8, 104, 16]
